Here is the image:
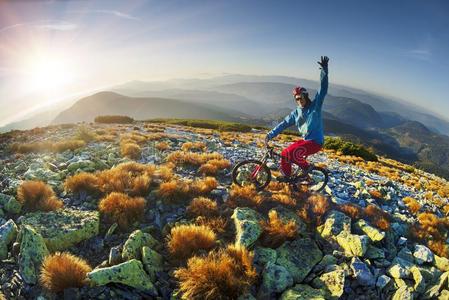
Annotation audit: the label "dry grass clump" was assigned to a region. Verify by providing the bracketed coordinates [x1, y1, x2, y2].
[166, 151, 223, 167]
[64, 173, 100, 195]
[174, 244, 257, 300]
[191, 177, 218, 195]
[158, 177, 218, 203]
[181, 141, 207, 152]
[17, 180, 63, 212]
[75, 125, 97, 142]
[271, 193, 297, 207]
[403, 197, 421, 215]
[187, 197, 218, 218]
[198, 159, 231, 176]
[198, 163, 218, 175]
[337, 203, 363, 220]
[167, 224, 217, 260]
[155, 141, 170, 151]
[260, 210, 298, 248]
[297, 194, 331, 225]
[428, 240, 449, 258]
[51, 140, 86, 152]
[154, 163, 175, 181]
[97, 162, 156, 197]
[120, 141, 142, 160]
[195, 216, 228, 234]
[363, 204, 391, 230]
[368, 189, 383, 199]
[98, 192, 146, 230]
[226, 184, 264, 208]
[40, 252, 92, 292]
[11, 139, 86, 154]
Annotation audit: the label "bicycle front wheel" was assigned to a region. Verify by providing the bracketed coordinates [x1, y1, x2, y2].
[232, 159, 271, 190]
[294, 166, 329, 193]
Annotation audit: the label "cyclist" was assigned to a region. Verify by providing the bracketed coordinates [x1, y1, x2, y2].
[265, 56, 329, 182]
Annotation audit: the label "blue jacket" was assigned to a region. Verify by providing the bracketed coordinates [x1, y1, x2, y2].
[267, 68, 328, 145]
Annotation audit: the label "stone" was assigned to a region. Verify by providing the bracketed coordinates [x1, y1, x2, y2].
[397, 247, 414, 262]
[320, 210, 351, 238]
[0, 219, 18, 259]
[270, 206, 306, 234]
[414, 244, 434, 265]
[18, 225, 49, 284]
[231, 207, 262, 248]
[353, 219, 385, 242]
[350, 257, 375, 286]
[387, 263, 410, 279]
[280, 284, 326, 300]
[122, 230, 159, 261]
[87, 259, 156, 293]
[108, 246, 121, 266]
[336, 231, 369, 257]
[141, 246, 164, 282]
[410, 265, 426, 294]
[376, 275, 391, 289]
[21, 208, 99, 252]
[258, 262, 294, 298]
[435, 255, 449, 272]
[365, 245, 385, 259]
[312, 269, 345, 299]
[254, 247, 277, 267]
[276, 238, 322, 283]
[423, 271, 449, 299]
[392, 286, 414, 300]
[3, 196, 21, 214]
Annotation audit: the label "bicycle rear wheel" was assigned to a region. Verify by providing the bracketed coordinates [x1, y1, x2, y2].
[293, 166, 328, 193]
[232, 159, 271, 190]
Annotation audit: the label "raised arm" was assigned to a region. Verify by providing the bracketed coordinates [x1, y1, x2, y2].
[266, 109, 296, 140]
[315, 56, 329, 109]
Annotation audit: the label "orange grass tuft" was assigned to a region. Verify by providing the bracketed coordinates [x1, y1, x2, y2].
[260, 210, 298, 248]
[167, 224, 217, 260]
[120, 142, 141, 160]
[198, 163, 218, 176]
[428, 240, 449, 258]
[64, 173, 100, 195]
[403, 197, 421, 215]
[195, 216, 228, 234]
[226, 184, 264, 208]
[181, 141, 207, 152]
[174, 244, 257, 300]
[337, 203, 363, 220]
[187, 197, 218, 218]
[98, 192, 146, 230]
[17, 180, 63, 212]
[297, 194, 331, 225]
[40, 252, 92, 292]
[363, 204, 391, 231]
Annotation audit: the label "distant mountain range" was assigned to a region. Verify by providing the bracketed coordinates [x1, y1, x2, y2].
[2, 73, 449, 178]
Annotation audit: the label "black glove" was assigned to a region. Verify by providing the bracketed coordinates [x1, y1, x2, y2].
[318, 56, 329, 71]
[265, 135, 270, 144]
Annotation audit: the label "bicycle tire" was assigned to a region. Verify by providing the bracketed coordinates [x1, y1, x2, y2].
[293, 166, 329, 193]
[232, 159, 272, 190]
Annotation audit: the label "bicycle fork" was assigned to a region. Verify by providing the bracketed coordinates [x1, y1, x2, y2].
[250, 155, 268, 180]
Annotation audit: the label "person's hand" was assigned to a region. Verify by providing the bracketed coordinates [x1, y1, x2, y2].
[318, 56, 329, 71]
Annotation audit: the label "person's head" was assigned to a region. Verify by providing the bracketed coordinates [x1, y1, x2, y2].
[293, 86, 310, 108]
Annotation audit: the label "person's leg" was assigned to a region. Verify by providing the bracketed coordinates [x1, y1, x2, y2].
[291, 140, 322, 169]
[280, 140, 308, 176]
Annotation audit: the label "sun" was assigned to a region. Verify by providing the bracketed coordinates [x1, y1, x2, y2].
[22, 52, 78, 94]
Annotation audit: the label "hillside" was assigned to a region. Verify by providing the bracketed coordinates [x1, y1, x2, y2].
[1, 121, 449, 299]
[52, 91, 250, 125]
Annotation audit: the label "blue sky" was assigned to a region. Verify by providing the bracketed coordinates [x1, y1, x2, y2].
[0, 0, 448, 125]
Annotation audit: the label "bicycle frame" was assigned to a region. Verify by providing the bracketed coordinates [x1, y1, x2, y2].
[250, 145, 279, 180]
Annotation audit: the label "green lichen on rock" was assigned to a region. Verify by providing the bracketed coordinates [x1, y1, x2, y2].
[254, 246, 277, 267]
[231, 207, 262, 248]
[336, 231, 369, 257]
[280, 284, 326, 300]
[392, 286, 414, 300]
[312, 269, 345, 299]
[258, 262, 294, 297]
[21, 208, 99, 252]
[353, 219, 385, 242]
[18, 225, 49, 284]
[320, 210, 351, 238]
[122, 230, 159, 261]
[141, 246, 163, 282]
[87, 259, 156, 293]
[0, 219, 18, 259]
[434, 255, 449, 272]
[276, 238, 323, 283]
[0, 193, 22, 214]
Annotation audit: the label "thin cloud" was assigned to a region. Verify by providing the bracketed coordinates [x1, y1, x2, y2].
[0, 20, 78, 34]
[405, 49, 432, 61]
[69, 9, 140, 21]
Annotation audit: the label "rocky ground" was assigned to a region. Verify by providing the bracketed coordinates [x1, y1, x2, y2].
[1, 122, 449, 300]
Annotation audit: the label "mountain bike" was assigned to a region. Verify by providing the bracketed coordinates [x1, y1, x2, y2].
[232, 141, 329, 192]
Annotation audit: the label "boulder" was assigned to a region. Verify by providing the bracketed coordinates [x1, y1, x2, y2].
[422, 271, 449, 299]
[18, 225, 49, 284]
[376, 275, 392, 289]
[258, 262, 294, 298]
[336, 231, 369, 257]
[392, 286, 414, 300]
[21, 208, 99, 252]
[0, 219, 18, 259]
[410, 265, 426, 294]
[387, 263, 410, 279]
[414, 244, 434, 265]
[87, 259, 156, 293]
[312, 269, 345, 299]
[350, 257, 375, 286]
[276, 238, 322, 283]
[122, 230, 159, 261]
[434, 255, 449, 272]
[254, 247, 277, 267]
[0, 194, 21, 214]
[280, 284, 326, 300]
[141, 246, 164, 282]
[231, 207, 262, 248]
[365, 245, 385, 259]
[320, 210, 351, 238]
[353, 219, 385, 242]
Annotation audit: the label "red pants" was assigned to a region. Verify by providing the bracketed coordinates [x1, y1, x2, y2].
[280, 139, 322, 176]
